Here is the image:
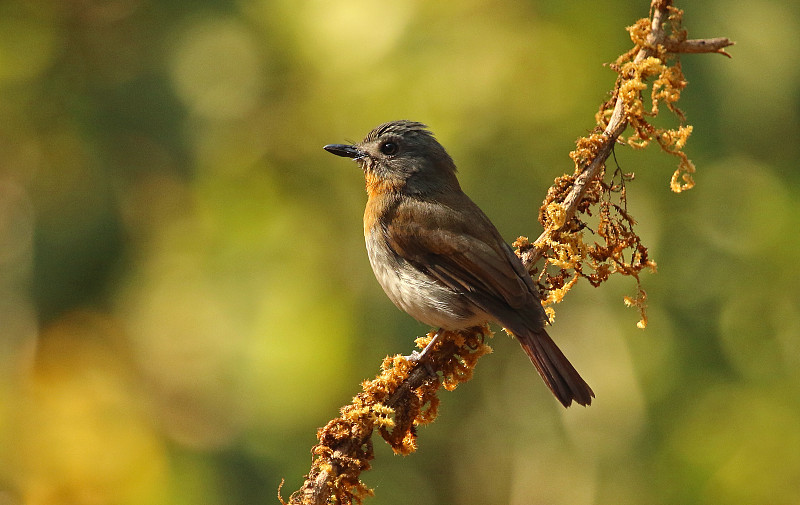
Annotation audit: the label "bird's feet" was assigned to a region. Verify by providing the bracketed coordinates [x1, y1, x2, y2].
[403, 330, 443, 375]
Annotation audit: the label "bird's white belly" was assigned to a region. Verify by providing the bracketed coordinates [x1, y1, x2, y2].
[365, 233, 487, 330]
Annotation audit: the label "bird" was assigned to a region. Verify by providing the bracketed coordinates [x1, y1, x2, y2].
[324, 120, 593, 407]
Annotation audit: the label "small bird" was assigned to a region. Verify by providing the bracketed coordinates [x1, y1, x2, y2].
[324, 120, 593, 407]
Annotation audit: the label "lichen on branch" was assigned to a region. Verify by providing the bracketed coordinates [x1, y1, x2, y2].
[283, 328, 492, 505]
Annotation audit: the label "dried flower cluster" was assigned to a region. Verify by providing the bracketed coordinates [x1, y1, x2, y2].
[609, 6, 696, 193]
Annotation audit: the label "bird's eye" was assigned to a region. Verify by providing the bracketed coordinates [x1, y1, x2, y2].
[379, 141, 399, 155]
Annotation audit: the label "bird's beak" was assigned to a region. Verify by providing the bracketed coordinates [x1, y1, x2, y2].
[324, 144, 365, 159]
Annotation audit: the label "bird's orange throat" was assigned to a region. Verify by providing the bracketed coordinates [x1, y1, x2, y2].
[363, 175, 400, 237]
[364, 171, 402, 201]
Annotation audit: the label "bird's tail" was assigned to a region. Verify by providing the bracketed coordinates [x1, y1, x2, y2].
[515, 328, 594, 407]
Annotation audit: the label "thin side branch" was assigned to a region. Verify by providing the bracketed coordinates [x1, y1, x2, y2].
[667, 37, 734, 57]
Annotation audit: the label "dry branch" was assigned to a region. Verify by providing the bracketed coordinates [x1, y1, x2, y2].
[666, 37, 734, 57]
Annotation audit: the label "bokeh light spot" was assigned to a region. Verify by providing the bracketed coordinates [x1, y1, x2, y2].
[168, 17, 265, 120]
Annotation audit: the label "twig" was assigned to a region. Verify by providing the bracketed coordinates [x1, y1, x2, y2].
[667, 37, 734, 57]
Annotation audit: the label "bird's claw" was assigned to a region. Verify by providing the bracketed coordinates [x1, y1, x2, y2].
[402, 330, 443, 375]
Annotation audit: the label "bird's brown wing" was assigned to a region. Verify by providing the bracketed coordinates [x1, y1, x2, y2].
[383, 196, 547, 330]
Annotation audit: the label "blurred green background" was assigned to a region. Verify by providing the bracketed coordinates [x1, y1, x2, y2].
[1, 1, 799, 504]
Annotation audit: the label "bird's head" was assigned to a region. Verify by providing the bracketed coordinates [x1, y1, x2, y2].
[324, 120, 460, 198]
